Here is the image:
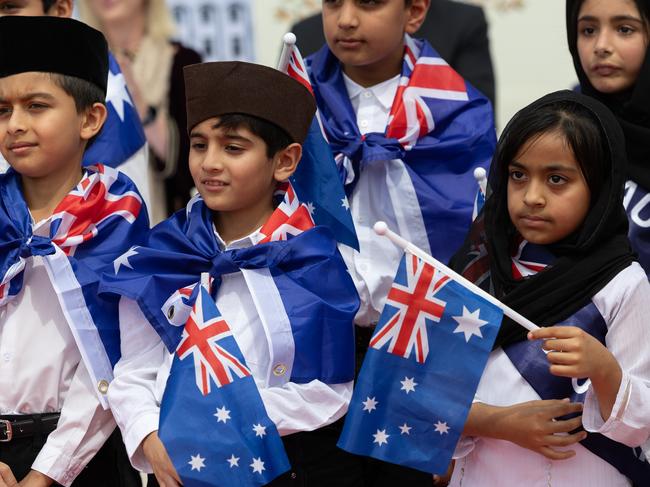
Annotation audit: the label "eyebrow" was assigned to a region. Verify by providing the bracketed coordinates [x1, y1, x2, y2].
[578, 14, 644, 23]
[509, 161, 580, 172]
[189, 129, 253, 144]
[0, 92, 57, 103]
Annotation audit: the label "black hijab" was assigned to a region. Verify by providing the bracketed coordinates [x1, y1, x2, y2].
[567, 0, 650, 189]
[450, 90, 635, 349]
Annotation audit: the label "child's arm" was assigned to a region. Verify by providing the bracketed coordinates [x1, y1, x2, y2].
[463, 400, 586, 460]
[528, 327, 622, 420]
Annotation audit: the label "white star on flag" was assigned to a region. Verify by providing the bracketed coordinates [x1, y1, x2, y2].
[306, 201, 316, 216]
[362, 397, 378, 413]
[106, 70, 133, 122]
[113, 247, 139, 274]
[373, 429, 389, 446]
[250, 457, 266, 474]
[452, 306, 489, 342]
[399, 423, 412, 435]
[341, 197, 350, 210]
[400, 377, 417, 394]
[188, 454, 206, 472]
[214, 406, 231, 424]
[434, 421, 450, 435]
[227, 454, 240, 468]
[252, 423, 267, 438]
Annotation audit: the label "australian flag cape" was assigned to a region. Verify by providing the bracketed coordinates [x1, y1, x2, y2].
[99, 184, 359, 385]
[507, 244, 650, 485]
[0, 164, 149, 407]
[307, 35, 496, 263]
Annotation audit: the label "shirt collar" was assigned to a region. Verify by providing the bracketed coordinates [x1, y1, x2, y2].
[213, 225, 264, 251]
[342, 72, 400, 111]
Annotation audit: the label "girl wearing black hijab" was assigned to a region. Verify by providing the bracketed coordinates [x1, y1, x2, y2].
[447, 91, 650, 486]
[567, 0, 650, 273]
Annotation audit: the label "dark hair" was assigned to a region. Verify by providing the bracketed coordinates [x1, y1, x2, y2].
[41, 0, 57, 13]
[495, 100, 608, 200]
[214, 113, 294, 158]
[49, 74, 106, 148]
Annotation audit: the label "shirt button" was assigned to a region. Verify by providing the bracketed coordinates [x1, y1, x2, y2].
[362, 91, 372, 99]
[97, 380, 109, 394]
[360, 120, 369, 128]
[2, 352, 11, 362]
[272, 364, 287, 377]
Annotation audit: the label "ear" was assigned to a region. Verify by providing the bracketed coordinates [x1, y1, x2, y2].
[47, 0, 73, 17]
[273, 143, 302, 182]
[405, 0, 430, 35]
[80, 102, 108, 142]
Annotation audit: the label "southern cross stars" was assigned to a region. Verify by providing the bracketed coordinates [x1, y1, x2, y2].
[373, 429, 389, 446]
[400, 377, 417, 394]
[452, 306, 488, 342]
[399, 423, 412, 435]
[362, 397, 378, 413]
[227, 454, 240, 468]
[188, 454, 206, 472]
[214, 406, 231, 424]
[252, 423, 267, 438]
[250, 457, 266, 474]
[434, 421, 450, 435]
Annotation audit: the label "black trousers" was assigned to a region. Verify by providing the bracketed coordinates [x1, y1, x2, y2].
[0, 427, 140, 487]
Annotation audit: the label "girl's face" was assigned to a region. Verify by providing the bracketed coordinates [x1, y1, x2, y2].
[507, 131, 591, 245]
[577, 0, 649, 94]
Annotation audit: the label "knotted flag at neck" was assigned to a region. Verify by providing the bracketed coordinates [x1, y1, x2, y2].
[0, 164, 149, 406]
[307, 35, 496, 263]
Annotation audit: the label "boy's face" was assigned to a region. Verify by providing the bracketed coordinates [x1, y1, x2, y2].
[322, 0, 429, 84]
[0, 0, 71, 17]
[189, 118, 286, 223]
[0, 72, 89, 180]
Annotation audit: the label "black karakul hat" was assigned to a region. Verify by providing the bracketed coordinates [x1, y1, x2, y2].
[0, 16, 109, 95]
[184, 61, 317, 143]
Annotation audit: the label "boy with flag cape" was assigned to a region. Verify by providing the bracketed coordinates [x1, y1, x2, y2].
[0, 16, 148, 486]
[100, 61, 362, 486]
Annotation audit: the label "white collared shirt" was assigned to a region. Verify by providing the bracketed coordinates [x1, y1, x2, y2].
[0, 218, 116, 486]
[338, 73, 432, 326]
[108, 227, 353, 473]
[450, 262, 650, 487]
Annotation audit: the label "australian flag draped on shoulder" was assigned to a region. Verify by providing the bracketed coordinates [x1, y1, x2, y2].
[0, 164, 148, 407]
[99, 182, 359, 485]
[338, 224, 502, 474]
[278, 37, 358, 250]
[307, 35, 496, 263]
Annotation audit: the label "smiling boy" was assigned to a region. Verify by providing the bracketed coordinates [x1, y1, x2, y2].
[0, 15, 147, 487]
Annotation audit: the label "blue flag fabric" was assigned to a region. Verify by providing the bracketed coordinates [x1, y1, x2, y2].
[289, 117, 359, 250]
[338, 252, 502, 474]
[82, 54, 147, 168]
[307, 36, 496, 264]
[159, 284, 290, 486]
[623, 179, 650, 275]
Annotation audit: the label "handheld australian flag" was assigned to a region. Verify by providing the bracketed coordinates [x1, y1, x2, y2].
[158, 280, 290, 487]
[280, 38, 359, 250]
[338, 250, 502, 474]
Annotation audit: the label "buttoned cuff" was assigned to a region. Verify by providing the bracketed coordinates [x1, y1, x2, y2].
[32, 446, 83, 487]
[583, 371, 631, 436]
[123, 411, 160, 473]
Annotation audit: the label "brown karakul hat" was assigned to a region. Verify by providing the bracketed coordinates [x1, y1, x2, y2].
[184, 61, 316, 143]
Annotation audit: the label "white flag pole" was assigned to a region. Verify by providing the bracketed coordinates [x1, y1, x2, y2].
[373, 221, 539, 332]
[277, 32, 296, 73]
[473, 167, 488, 196]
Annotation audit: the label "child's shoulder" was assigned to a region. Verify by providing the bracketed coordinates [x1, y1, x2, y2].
[593, 261, 648, 323]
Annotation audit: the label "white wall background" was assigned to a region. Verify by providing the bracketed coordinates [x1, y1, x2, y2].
[248, 0, 579, 131]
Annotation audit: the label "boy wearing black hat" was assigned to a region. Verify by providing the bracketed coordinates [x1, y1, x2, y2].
[102, 61, 362, 487]
[0, 16, 148, 487]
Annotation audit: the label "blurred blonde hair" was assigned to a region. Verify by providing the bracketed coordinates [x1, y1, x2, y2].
[77, 0, 176, 41]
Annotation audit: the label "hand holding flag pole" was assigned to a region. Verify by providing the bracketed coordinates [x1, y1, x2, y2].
[373, 221, 538, 332]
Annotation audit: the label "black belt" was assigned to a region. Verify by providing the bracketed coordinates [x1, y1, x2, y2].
[0, 413, 60, 442]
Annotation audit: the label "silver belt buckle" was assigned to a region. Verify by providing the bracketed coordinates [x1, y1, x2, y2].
[0, 419, 13, 442]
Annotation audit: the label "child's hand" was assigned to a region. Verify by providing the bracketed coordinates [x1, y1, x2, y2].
[497, 399, 586, 460]
[528, 326, 623, 420]
[17, 470, 52, 487]
[0, 463, 16, 487]
[142, 431, 182, 487]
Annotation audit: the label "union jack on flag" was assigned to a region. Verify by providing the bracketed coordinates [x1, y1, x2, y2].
[386, 35, 469, 150]
[370, 253, 450, 364]
[176, 283, 251, 396]
[259, 182, 315, 243]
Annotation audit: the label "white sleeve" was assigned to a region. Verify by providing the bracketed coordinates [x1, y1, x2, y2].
[31, 361, 116, 487]
[584, 262, 650, 447]
[258, 380, 352, 436]
[107, 296, 170, 473]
